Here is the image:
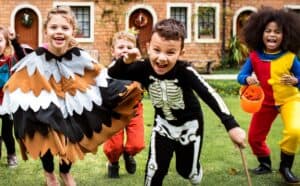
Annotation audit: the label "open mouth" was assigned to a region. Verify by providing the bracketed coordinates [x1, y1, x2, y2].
[155, 62, 168, 68]
[266, 38, 278, 48]
[53, 37, 65, 45]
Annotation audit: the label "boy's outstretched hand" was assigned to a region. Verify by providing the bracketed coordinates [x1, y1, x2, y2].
[8, 27, 16, 40]
[123, 48, 141, 64]
[228, 127, 246, 148]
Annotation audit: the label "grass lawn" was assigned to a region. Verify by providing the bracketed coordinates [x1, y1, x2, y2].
[0, 97, 299, 186]
[211, 67, 240, 74]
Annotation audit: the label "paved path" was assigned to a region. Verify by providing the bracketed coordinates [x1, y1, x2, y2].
[201, 74, 237, 80]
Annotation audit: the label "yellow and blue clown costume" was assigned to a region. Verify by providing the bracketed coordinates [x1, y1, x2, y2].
[238, 50, 300, 178]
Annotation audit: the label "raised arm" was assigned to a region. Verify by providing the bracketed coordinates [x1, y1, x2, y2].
[185, 65, 246, 147]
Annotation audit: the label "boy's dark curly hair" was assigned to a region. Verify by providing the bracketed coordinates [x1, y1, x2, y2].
[152, 18, 185, 49]
[243, 7, 300, 54]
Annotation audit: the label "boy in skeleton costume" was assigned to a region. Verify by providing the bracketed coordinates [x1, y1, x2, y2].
[108, 18, 246, 186]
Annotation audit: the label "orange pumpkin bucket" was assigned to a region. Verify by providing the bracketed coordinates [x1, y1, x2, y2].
[239, 85, 264, 113]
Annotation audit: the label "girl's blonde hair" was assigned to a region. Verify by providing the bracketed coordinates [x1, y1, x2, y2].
[0, 26, 12, 56]
[44, 6, 78, 47]
[111, 30, 137, 49]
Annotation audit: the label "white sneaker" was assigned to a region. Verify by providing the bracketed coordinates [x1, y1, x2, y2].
[7, 154, 18, 168]
[190, 165, 203, 185]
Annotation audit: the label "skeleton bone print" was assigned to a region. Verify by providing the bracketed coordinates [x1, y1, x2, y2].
[148, 76, 185, 120]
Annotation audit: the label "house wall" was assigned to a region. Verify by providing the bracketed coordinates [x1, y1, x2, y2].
[0, 0, 299, 67]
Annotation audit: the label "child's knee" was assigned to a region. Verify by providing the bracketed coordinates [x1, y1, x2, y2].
[285, 127, 300, 141]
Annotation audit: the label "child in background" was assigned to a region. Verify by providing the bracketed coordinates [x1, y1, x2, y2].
[103, 30, 145, 178]
[108, 18, 246, 186]
[0, 26, 17, 168]
[237, 7, 300, 184]
[0, 6, 141, 186]
[0, 26, 29, 168]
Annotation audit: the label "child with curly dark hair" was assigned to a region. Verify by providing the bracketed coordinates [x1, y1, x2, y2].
[237, 7, 300, 184]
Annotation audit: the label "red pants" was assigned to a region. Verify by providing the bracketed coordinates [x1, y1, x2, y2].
[248, 105, 278, 157]
[103, 102, 145, 163]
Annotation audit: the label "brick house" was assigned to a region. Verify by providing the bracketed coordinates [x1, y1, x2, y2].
[0, 0, 299, 68]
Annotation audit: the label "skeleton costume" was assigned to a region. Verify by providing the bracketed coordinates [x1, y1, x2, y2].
[0, 47, 142, 163]
[108, 58, 240, 186]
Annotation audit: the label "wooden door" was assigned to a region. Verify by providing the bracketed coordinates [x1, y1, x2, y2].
[15, 8, 38, 49]
[129, 9, 153, 57]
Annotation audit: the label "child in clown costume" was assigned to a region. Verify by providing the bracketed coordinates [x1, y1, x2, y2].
[237, 7, 300, 184]
[0, 6, 142, 186]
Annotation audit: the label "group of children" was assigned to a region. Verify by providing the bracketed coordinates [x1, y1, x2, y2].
[0, 5, 299, 186]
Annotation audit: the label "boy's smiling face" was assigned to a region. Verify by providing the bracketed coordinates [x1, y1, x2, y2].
[147, 32, 184, 75]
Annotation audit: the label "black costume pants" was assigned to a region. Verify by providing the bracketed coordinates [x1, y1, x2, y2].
[144, 118, 203, 186]
[1, 114, 16, 155]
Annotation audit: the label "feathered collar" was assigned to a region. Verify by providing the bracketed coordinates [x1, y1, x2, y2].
[35, 47, 82, 62]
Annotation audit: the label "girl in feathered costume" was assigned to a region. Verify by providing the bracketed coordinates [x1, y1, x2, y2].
[237, 7, 300, 184]
[0, 6, 142, 186]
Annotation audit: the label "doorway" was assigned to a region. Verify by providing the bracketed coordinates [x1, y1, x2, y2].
[14, 8, 38, 49]
[129, 9, 153, 57]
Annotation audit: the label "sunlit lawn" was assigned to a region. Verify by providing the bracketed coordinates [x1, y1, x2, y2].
[0, 97, 298, 186]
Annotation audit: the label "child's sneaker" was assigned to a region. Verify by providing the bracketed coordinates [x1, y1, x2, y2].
[123, 152, 136, 174]
[7, 154, 18, 168]
[107, 162, 120, 178]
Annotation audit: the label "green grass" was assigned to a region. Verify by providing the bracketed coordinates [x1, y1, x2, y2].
[0, 97, 298, 186]
[213, 67, 240, 74]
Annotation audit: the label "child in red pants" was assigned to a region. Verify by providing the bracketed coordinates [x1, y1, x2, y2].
[238, 7, 300, 184]
[103, 30, 145, 178]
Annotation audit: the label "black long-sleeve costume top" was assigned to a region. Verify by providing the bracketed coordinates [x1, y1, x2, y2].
[108, 58, 239, 131]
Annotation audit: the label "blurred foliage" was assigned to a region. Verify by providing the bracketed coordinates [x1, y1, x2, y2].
[207, 80, 240, 96]
[221, 36, 249, 68]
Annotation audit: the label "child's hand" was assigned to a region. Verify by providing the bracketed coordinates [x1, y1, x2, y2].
[280, 74, 298, 86]
[8, 27, 16, 40]
[123, 48, 141, 64]
[246, 76, 259, 85]
[228, 127, 246, 148]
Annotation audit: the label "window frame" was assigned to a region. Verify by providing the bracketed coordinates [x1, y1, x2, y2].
[194, 3, 220, 43]
[284, 4, 300, 14]
[167, 3, 192, 43]
[53, 1, 94, 43]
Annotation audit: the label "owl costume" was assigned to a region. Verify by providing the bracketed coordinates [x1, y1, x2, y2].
[0, 47, 142, 163]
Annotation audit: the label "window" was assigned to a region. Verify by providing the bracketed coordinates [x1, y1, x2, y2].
[195, 3, 220, 43]
[284, 5, 300, 57]
[72, 6, 90, 38]
[167, 3, 191, 42]
[171, 7, 187, 38]
[284, 5, 300, 15]
[53, 1, 94, 42]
